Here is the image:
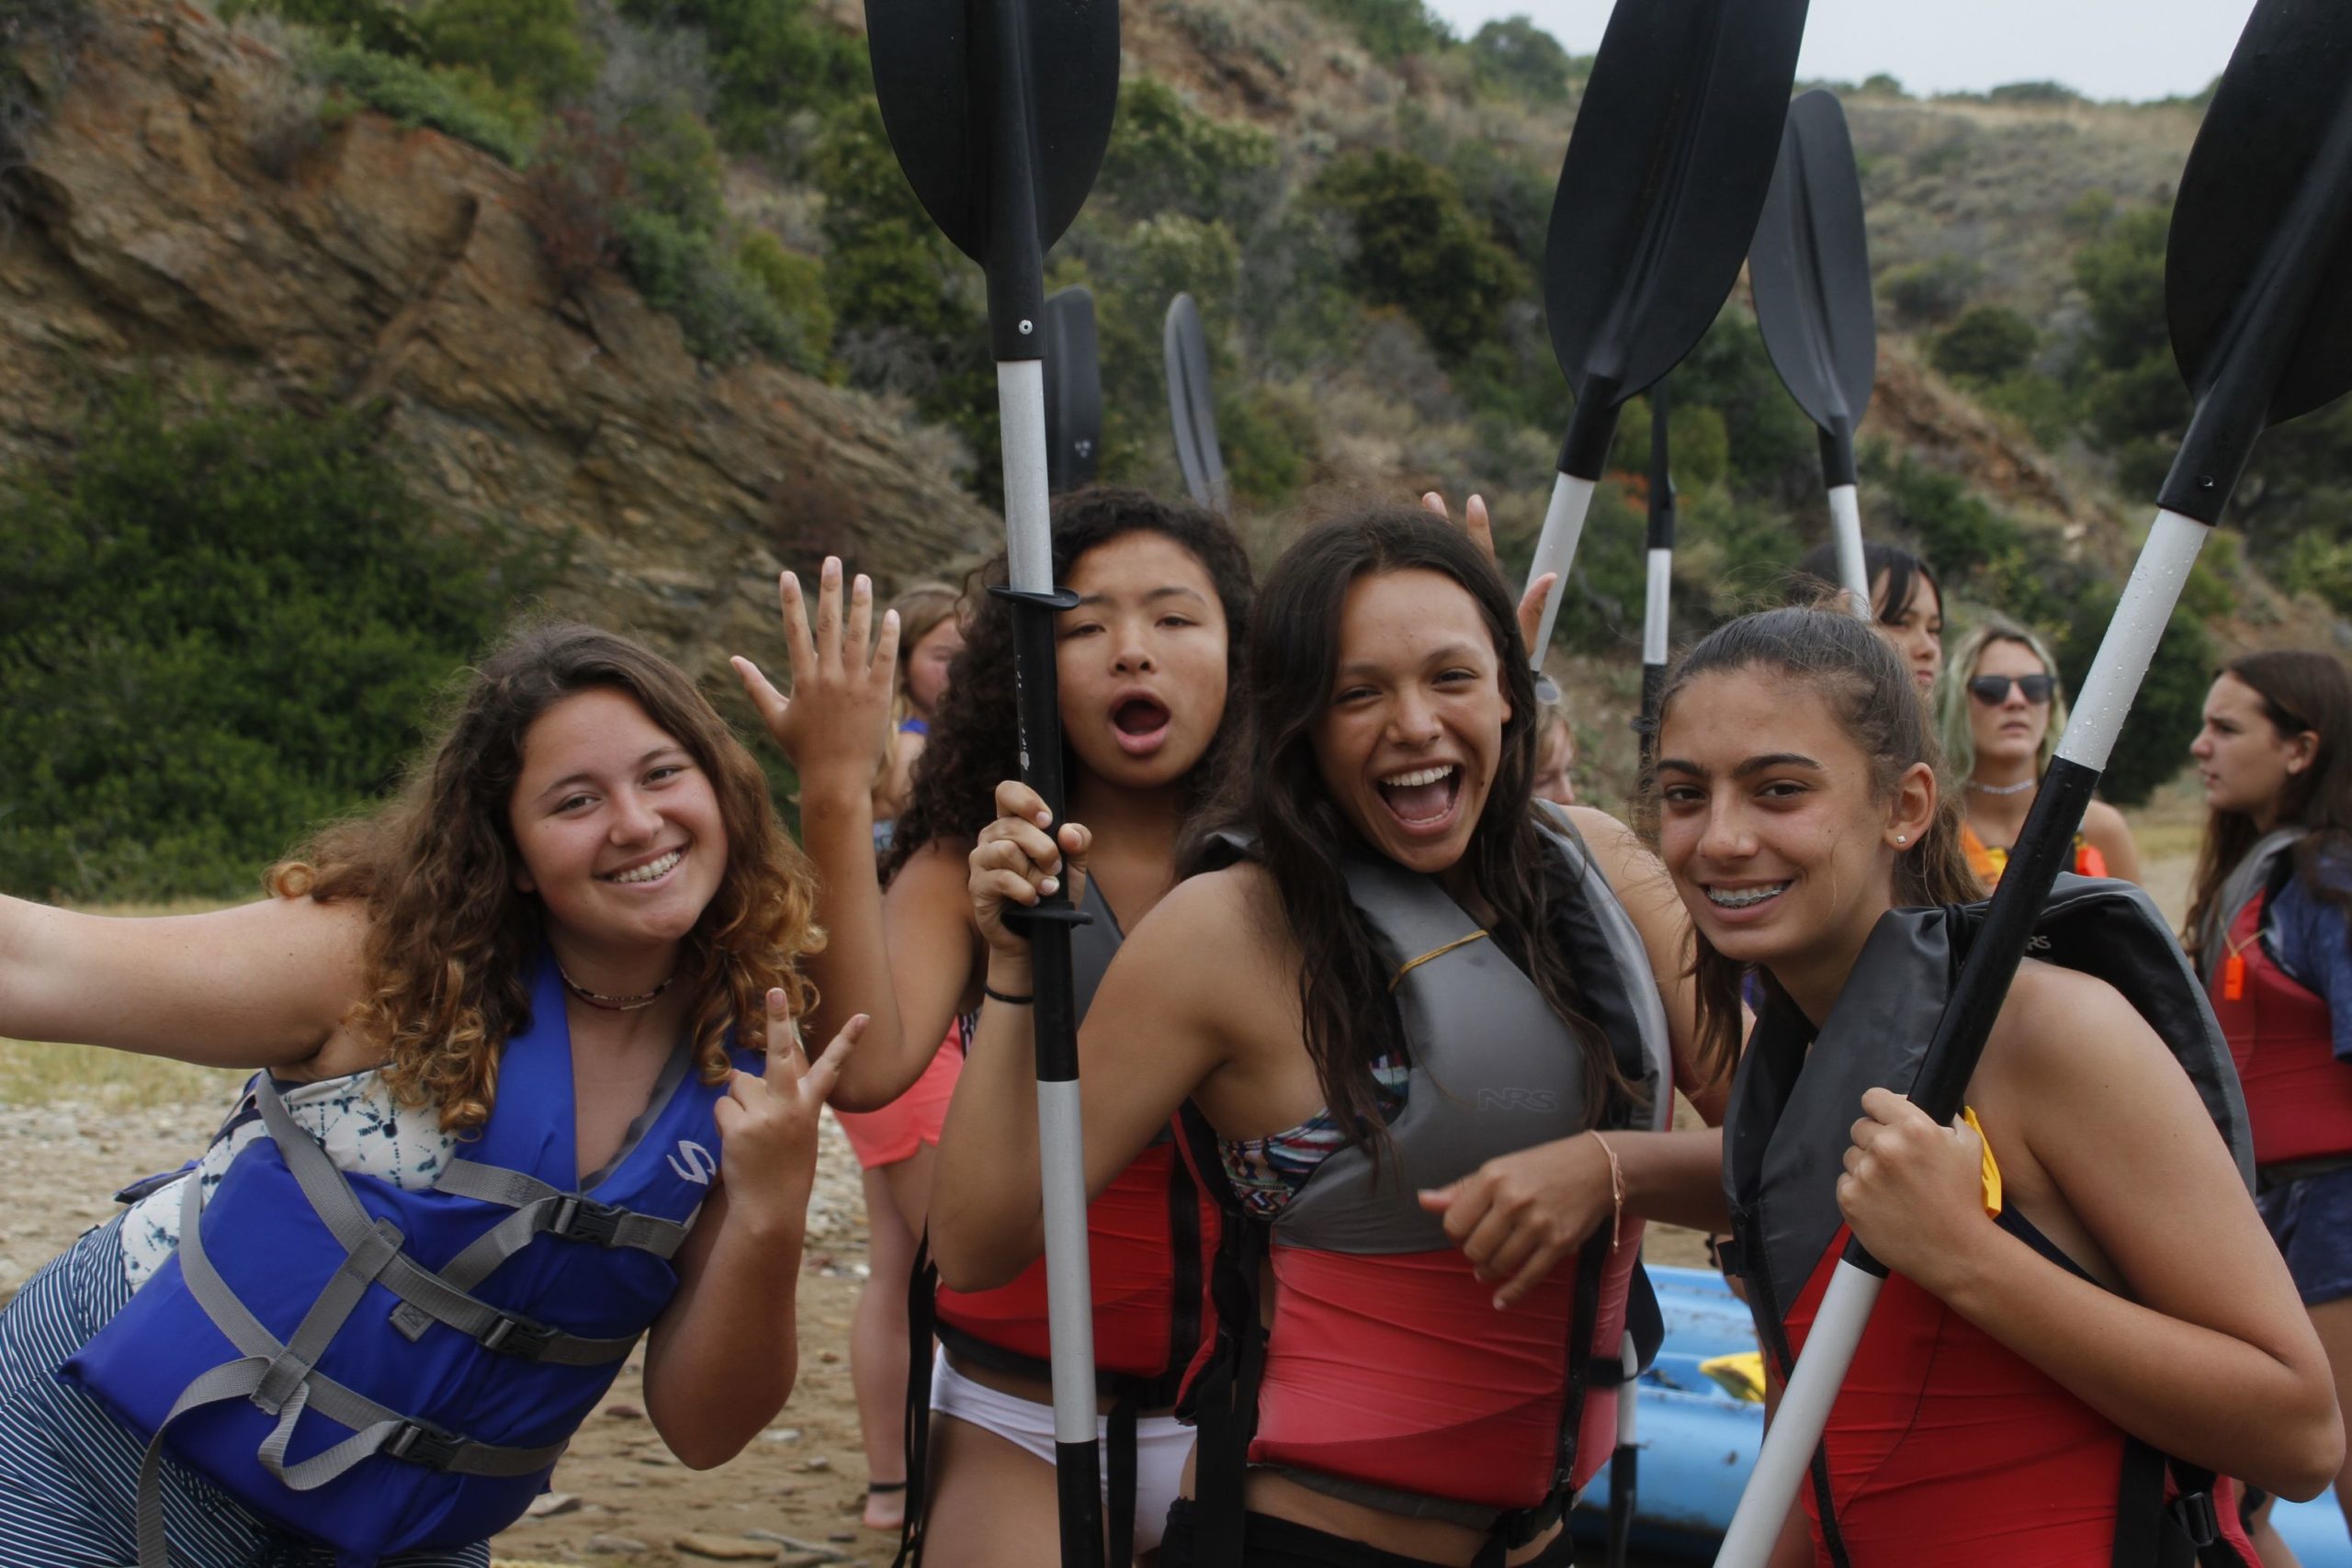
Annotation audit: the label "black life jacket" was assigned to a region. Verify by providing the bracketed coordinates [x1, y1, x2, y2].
[1724, 875, 2256, 1568]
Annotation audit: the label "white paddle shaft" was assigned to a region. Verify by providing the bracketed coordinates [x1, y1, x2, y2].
[1000, 362, 1054, 596]
[1526, 471, 1598, 667]
[1827, 483, 1867, 618]
[1036, 1077, 1101, 1442]
[1642, 548, 1672, 665]
[1713, 1260, 1886, 1567]
[2058, 508, 2210, 771]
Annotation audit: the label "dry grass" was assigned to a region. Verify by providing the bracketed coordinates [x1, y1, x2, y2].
[0, 898, 249, 1111]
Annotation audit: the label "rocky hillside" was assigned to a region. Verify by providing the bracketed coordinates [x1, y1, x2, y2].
[0, 0, 996, 682]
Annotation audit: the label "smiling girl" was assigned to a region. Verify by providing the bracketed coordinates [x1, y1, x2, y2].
[737, 490, 1252, 1565]
[1940, 618, 2140, 886]
[926, 505, 1727, 1566]
[0, 624, 855, 1567]
[2186, 650, 2352, 1545]
[1652, 606, 2335, 1565]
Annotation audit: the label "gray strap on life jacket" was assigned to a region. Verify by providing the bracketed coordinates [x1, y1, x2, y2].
[139, 1164, 568, 1568]
[250, 1082, 643, 1366]
[2196, 828, 2303, 987]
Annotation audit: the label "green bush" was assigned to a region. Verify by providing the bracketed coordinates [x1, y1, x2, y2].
[0, 383, 525, 901]
[1931, 305, 2040, 384]
[621, 95, 727, 233]
[1466, 17, 1576, 104]
[1095, 79, 1278, 229]
[616, 206, 810, 367]
[413, 0, 594, 110]
[619, 0, 865, 152]
[1303, 0, 1453, 63]
[1881, 254, 1983, 327]
[1311, 148, 1529, 363]
[219, 0, 424, 56]
[1217, 381, 1317, 507]
[737, 231, 834, 368]
[315, 42, 535, 164]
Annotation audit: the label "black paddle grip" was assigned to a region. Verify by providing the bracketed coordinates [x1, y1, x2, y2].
[1838, 755, 2102, 1277]
[982, 0, 1048, 363]
[1558, 380, 1624, 480]
[1818, 423, 1858, 491]
[1054, 1438, 1108, 1568]
[990, 583, 1093, 1087]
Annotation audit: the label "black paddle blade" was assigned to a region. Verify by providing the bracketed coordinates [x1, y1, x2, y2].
[1749, 89, 1877, 485]
[2169, 0, 2352, 427]
[1042, 286, 1102, 494]
[2158, 0, 2352, 521]
[1544, 0, 1809, 470]
[866, 0, 1119, 353]
[1163, 293, 1228, 512]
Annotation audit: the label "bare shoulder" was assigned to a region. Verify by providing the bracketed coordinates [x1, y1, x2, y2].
[2082, 799, 2135, 847]
[886, 837, 981, 921]
[1989, 959, 2157, 1086]
[1117, 864, 1295, 1012]
[1561, 805, 1677, 906]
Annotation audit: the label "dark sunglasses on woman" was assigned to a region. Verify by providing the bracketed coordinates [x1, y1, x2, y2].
[1970, 672, 2057, 705]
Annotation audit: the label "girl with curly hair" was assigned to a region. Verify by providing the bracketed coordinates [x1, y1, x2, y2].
[0, 623, 855, 1568]
[734, 488, 1253, 1565]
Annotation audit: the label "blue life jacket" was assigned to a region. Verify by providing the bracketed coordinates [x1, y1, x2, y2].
[63, 955, 757, 1567]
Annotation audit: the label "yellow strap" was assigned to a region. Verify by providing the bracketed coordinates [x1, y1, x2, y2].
[1962, 1105, 2003, 1217]
[1700, 1350, 1768, 1404]
[1387, 930, 1489, 991]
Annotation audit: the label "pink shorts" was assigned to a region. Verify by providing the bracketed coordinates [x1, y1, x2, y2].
[833, 1023, 964, 1169]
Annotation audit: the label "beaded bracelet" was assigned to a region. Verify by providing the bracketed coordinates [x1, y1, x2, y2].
[1589, 1131, 1626, 1252]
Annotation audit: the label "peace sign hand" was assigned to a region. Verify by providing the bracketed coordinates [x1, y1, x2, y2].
[1420, 491, 1555, 660]
[730, 557, 902, 796]
[711, 990, 865, 1235]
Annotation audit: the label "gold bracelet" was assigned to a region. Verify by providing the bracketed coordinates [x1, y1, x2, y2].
[1589, 1131, 1625, 1252]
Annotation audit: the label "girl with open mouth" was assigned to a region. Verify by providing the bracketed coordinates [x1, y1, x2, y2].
[737, 488, 1252, 1567]
[1652, 605, 2335, 1565]
[929, 505, 1728, 1567]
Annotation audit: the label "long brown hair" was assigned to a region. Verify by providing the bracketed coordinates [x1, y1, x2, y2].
[270, 623, 823, 1132]
[1646, 604, 1980, 1072]
[2184, 650, 2352, 962]
[1214, 504, 1622, 1149]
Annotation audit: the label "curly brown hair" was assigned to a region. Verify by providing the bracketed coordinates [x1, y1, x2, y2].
[269, 623, 823, 1133]
[882, 488, 1255, 878]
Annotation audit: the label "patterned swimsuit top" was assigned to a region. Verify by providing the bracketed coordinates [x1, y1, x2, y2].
[1217, 1052, 1408, 1221]
[117, 1068, 456, 1292]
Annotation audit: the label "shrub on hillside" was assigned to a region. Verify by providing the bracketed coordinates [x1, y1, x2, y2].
[1311, 148, 1529, 363]
[1095, 79, 1278, 229]
[1881, 254, 1983, 327]
[616, 205, 810, 367]
[1931, 305, 2040, 384]
[618, 0, 864, 152]
[315, 42, 534, 164]
[413, 0, 594, 110]
[1466, 17, 1577, 105]
[0, 384, 525, 901]
[737, 230, 834, 369]
[1304, 0, 1453, 64]
[526, 104, 631, 293]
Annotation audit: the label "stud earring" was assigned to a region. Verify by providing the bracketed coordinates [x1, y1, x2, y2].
[1895, 833, 1908, 844]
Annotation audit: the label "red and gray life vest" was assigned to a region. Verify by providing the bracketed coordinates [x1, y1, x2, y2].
[1724, 876, 2256, 1567]
[2197, 829, 2352, 1173]
[899, 872, 1218, 1562]
[1181, 807, 1671, 1562]
[62, 954, 755, 1568]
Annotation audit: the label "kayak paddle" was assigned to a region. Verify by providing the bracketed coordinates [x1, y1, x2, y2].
[1713, 5, 2352, 1562]
[1163, 292, 1228, 513]
[1525, 0, 1811, 669]
[865, 4, 1120, 1562]
[1749, 89, 1878, 616]
[1043, 285, 1102, 495]
[1637, 377, 1678, 760]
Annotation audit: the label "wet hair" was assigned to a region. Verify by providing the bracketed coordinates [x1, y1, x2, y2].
[1792, 539, 1942, 632]
[1939, 617, 2070, 784]
[1214, 504, 1621, 1149]
[2185, 650, 2352, 962]
[884, 488, 1253, 878]
[270, 623, 821, 1132]
[888, 580, 966, 713]
[1647, 605, 1980, 1072]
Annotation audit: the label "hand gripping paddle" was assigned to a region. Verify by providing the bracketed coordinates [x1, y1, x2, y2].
[1713, 5, 2352, 1562]
[866, 5, 1120, 1563]
[1523, 0, 1811, 669]
[1749, 89, 1877, 615]
[1043, 286, 1102, 494]
[1163, 292, 1229, 513]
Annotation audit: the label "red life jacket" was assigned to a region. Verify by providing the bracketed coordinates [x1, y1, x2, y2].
[1726, 878, 2258, 1568]
[2208, 875, 2352, 1170]
[1180, 810, 1672, 1558]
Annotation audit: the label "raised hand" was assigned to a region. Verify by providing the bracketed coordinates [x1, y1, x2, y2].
[730, 557, 901, 795]
[967, 778, 1091, 961]
[711, 990, 865, 1232]
[1420, 491, 1555, 660]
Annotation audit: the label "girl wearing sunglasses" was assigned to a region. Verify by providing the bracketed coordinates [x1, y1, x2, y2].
[1939, 619, 2141, 887]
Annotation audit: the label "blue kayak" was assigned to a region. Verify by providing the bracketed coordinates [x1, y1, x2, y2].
[1567, 1265, 2349, 1564]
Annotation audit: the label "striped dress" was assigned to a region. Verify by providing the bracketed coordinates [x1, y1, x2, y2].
[0, 1070, 489, 1568]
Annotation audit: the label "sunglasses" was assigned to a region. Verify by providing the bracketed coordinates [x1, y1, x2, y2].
[1969, 673, 2056, 705]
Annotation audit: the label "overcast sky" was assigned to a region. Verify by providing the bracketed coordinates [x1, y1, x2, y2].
[1421, 1, 2256, 104]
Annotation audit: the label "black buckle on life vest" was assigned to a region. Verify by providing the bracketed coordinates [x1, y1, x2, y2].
[480, 1311, 559, 1360]
[385, 1419, 464, 1470]
[2168, 1487, 2221, 1549]
[548, 1194, 627, 1246]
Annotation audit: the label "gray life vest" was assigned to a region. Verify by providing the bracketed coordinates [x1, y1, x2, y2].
[2194, 827, 2304, 989]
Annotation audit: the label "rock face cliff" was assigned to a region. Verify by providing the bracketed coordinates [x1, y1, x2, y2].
[0, 0, 999, 682]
